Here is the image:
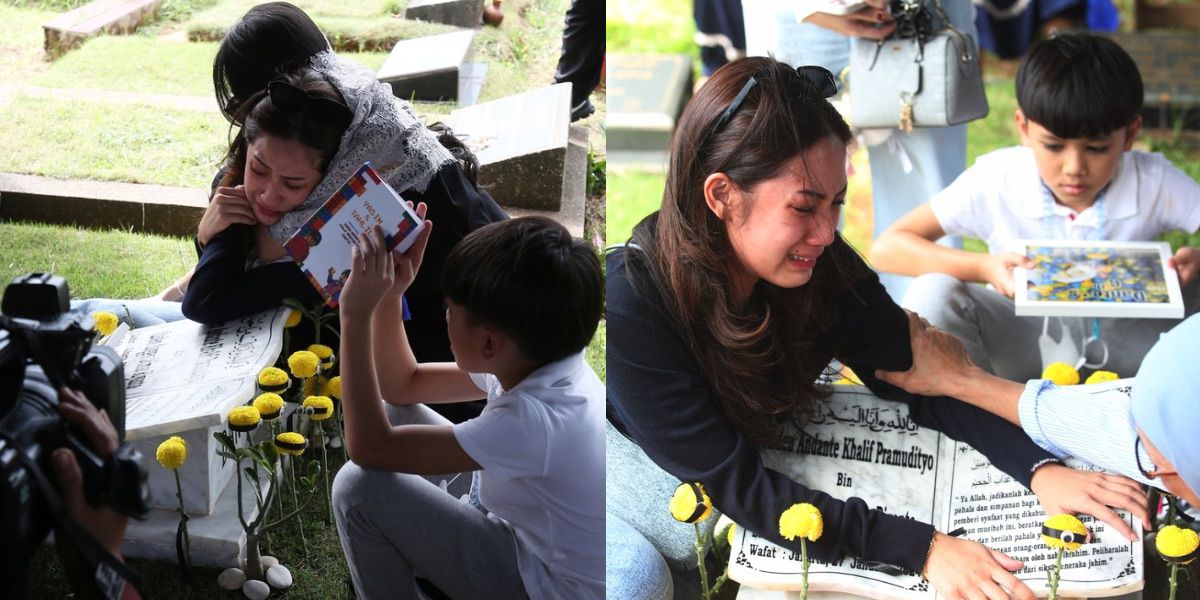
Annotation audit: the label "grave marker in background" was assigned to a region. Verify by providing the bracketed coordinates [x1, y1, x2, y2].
[378, 30, 476, 102]
[607, 54, 693, 166]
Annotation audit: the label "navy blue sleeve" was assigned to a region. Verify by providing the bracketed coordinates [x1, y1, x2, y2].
[829, 271, 1056, 489]
[606, 249, 935, 573]
[182, 224, 322, 325]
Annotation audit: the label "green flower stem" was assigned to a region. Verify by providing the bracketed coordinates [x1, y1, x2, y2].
[289, 453, 310, 557]
[693, 522, 712, 600]
[1048, 547, 1063, 600]
[801, 538, 810, 600]
[1168, 562, 1178, 600]
[319, 426, 332, 525]
[173, 469, 192, 577]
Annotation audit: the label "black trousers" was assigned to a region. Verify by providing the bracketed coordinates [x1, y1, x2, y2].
[553, 0, 604, 107]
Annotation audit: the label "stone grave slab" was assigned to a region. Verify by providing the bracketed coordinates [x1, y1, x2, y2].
[405, 0, 484, 29]
[449, 83, 572, 211]
[501, 124, 588, 238]
[379, 30, 476, 102]
[1106, 32, 1200, 129]
[43, 0, 163, 58]
[111, 308, 289, 516]
[607, 54, 693, 166]
[458, 62, 488, 107]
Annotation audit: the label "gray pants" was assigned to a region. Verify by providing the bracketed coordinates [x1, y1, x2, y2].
[902, 273, 1198, 380]
[332, 404, 529, 600]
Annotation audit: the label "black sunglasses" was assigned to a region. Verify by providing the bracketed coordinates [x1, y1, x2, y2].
[700, 65, 839, 149]
[267, 80, 354, 129]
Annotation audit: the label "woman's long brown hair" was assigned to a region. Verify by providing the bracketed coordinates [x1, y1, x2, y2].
[629, 57, 870, 443]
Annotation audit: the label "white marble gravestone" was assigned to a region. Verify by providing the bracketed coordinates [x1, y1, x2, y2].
[405, 0, 483, 28]
[113, 307, 289, 515]
[449, 83, 573, 211]
[378, 30, 476, 102]
[729, 384, 1143, 599]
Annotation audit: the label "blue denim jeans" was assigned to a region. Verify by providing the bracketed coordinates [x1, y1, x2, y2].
[71, 298, 185, 328]
[606, 513, 673, 600]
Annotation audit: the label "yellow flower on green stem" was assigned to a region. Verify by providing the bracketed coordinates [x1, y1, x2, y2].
[252, 393, 284, 421]
[1041, 514, 1089, 551]
[779, 503, 823, 542]
[302, 395, 334, 421]
[257, 367, 289, 393]
[1042, 362, 1080, 386]
[308, 344, 335, 369]
[1156, 525, 1200, 564]
[323, 376, 342, 400]
[670, 482, 712, 523]
[274, 432, 308, 456]
[1084, 370, 1119, 384]
[155, 436, 187, 469]
[727, 523, 737, 546]
[285, 310, 302, 328]
[287, 351, 319, 378]
[228, 406, 261, 432]
[91, 311, 120, 336]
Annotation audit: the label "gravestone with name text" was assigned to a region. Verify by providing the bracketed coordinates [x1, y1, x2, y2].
[405, 0, 484, 29]
[607, 54, 693, 165]
[449, 83, 574, 211]
[378, 30, 476, 102]
[1107, 32, 1200, 129]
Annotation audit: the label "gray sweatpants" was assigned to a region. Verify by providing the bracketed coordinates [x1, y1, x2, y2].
[332, 403, 529, 600]
[902, 273, 1198, 381]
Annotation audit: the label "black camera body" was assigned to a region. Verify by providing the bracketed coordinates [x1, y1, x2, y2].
[0, 273, 149, 590]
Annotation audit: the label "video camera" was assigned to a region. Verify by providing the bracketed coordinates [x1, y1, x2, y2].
[0, 273, 149, 594]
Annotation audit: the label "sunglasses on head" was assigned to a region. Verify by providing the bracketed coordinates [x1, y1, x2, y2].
[267, 80, 353, 129]
[701, 65, 839, 149]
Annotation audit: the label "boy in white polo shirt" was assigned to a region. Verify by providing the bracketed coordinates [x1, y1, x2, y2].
[870, 32, 1200, 380]
[333, 214, 605, 599]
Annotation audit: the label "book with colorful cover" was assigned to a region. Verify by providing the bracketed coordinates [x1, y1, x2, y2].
[283, 163, 426, 307]
[1012, 240, 1184, 319]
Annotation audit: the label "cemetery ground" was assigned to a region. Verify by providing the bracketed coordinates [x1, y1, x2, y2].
[608, 0, 1200, 597]
[2, 0, 605, 597]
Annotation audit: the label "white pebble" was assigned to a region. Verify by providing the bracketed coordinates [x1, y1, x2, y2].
[218, 568, 246, 591]
[261, 556, 280, 570]
[328, 435, 343, 449]
[266, 564, 294, 590]
[243, 579, 270, 600]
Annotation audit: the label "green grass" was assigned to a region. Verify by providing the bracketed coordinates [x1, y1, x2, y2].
[0, 96, 228, 187]
[586, 323, 606, 382]
[471, 0, 568, 104]
[966, 78, 1022, 166]
[0, 222, 193, 299]
[0, 5, 55, 82]
[35, 37, 220, 96]
[606, 170, 663, 247]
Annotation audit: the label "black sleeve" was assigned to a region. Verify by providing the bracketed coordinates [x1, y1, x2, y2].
[181, 224, 322, 325]
[830, 270, 1055, 489]
[606, 249, 935, 572]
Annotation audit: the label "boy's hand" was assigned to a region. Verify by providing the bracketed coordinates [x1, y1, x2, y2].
[979, 252, 1029, 298]
[341, 226, 398, 322]
[383, 202, 432, 301]
[1168, 246, 1200, 288]
[199, 185, 256, 245]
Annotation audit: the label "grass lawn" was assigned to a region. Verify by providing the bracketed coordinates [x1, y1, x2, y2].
[0, 5, 55, 82]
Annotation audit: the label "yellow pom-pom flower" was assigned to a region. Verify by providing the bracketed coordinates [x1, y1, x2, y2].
[155, 436, 187, 469]
[274, 432, 308, 456]
[1156, 525, 1200, 564]
[1042, 362, 1080, 386]
[323, 375, 342, 400]
[288, 351, 319, 378]
[670, 482, 713, 523]
[284, 310, 302, 328]
[308, 344, 335, 369]
[252, 393, 284, 421]
[228, 406, 261, 432]
[727, 523, 737, 546]
[257, 367, 289, 393]
[779, 503, 824, 542]
[302, 395, 334, 421]
[1041, 514, 1089, 551]
[1084, 370, 1119, 384]
[91, 311, 120, 337]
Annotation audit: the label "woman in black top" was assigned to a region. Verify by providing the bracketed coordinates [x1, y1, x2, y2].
[607, 57, 1145, 599]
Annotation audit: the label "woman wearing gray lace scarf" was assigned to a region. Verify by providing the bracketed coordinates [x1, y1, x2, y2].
[177, 2, 507, 365]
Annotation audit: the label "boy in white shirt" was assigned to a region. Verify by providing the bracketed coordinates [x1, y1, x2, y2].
[870, 32, 1200, 380]
[333, 213, 605, 599]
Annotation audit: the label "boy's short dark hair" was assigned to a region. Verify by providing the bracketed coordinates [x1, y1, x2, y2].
[442, 216, 603, 364]
[1016, 32, 1143, 139]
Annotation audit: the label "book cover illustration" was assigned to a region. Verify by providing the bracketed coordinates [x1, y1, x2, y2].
[284, 163, 426, 307]
[1013, 240, 1183, 319]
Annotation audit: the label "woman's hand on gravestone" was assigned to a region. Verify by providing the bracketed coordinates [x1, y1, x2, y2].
[199, 185, 257, 245]
[923, 532, 1033, 600]
[1029, 463, 1150, 542]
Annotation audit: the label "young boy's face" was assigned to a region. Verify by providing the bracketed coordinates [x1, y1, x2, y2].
[1015, 110, 1141, 211]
